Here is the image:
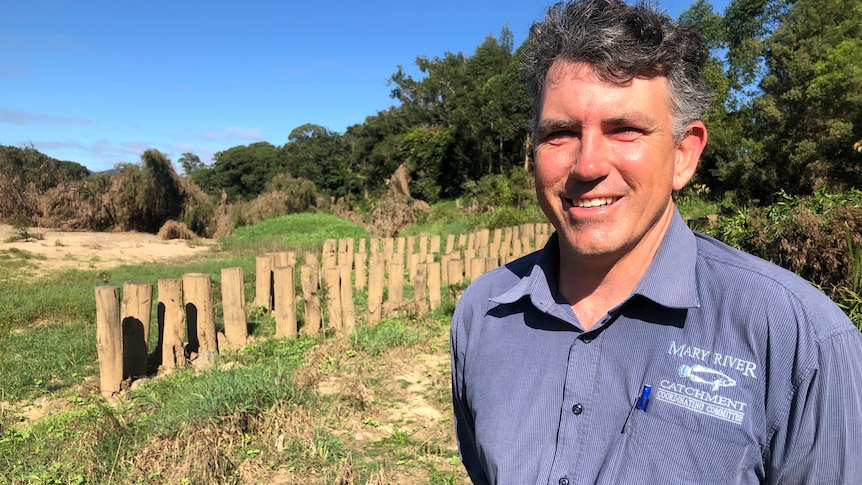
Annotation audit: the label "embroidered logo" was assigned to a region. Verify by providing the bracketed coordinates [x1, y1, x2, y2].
[655, 341, 754, 425]
[679, 364, 736, 391]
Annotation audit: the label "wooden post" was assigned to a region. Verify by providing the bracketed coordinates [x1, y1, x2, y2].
[478, 229, 490, 249]
[448, 258, 465, 286]
[430, 235, 441, 254]
[158, 278, 185, 370]
[337, 238, 354, 270]
[521, 235, 533, 255]
[489, 244, 500, 268]
[182, 273, 217, 358]
[414, 263, 427, 316]
[322, 265, 342, 333]
[305, 252, 320, 268]
[500, 228, 512, 261]
[339, 265, 355, 334]
[121, 281, 152, 379]
[274, 266, 297, 338]
[408, 252, 421, 283]
[322, 239, 338, 269]
[458, 233, 467, 251]
[221, 267, 247, 349]
[428, 262, 441, 310]
[301, 264, 321, 335]
[470, 257, 486, 282]
[512, 238, 523, 261]
[383, 237, 394, 255]
[354, 251, 367, 291]
[419, 235, 428, 256]
[367, 263, 385, 324]
[95, 286, 122, 398]
[273, 251, 297, 269]
[254, 254, 274, 310]
[388, 259, 404, 306]
[440, 253, 451, 285]
[445, 234, 455, 254]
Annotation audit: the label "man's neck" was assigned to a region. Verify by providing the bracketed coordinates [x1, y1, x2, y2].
[557, 206, 676, 330]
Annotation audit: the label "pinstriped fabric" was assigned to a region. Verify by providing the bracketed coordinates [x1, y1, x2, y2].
[451, 210, 862, 484]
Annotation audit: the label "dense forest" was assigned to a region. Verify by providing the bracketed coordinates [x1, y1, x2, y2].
[1, 0, 861, 233]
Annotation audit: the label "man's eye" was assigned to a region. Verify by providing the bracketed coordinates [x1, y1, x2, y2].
[544, 130, 576, 142]
[611, 128, 644, 140]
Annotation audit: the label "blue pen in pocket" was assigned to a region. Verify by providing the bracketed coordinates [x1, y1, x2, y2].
[636, 385, 651, 412]
[622, 384, 651, 433]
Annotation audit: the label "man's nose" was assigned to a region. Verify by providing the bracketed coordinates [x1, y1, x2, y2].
[569, 132, 611, 181]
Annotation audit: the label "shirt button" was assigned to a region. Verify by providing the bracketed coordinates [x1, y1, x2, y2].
[559, 478, 570, 485]
[572, 403, 584, 415]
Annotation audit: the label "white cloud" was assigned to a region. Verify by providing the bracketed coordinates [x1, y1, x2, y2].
[0, 107, 93, 126]
[198, 126, 264, 142]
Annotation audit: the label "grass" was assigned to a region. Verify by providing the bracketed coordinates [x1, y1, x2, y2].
[18, 199, 849, 483]
[0, 212, 471, 484]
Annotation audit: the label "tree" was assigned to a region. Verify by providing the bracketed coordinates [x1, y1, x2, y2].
[681, 0, 862, 202]
[282, 124, 359, 199]
[193, 142, 280, 201]
[178, 152, 204, 177]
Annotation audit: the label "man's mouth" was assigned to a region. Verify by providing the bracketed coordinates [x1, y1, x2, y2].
[573, 197, 617, 208]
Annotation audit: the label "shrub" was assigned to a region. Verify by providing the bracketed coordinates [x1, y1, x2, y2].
[710, 191, 862, 299]
[157, 220, 196, 240]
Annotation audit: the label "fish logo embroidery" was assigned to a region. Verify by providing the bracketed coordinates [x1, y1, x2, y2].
[679, 364, 736, 391]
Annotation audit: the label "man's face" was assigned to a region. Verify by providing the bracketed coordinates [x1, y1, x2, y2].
[534, 61, 701, 266]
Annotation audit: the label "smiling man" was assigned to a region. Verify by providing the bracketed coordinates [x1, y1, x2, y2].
[449, 1, 862, 484]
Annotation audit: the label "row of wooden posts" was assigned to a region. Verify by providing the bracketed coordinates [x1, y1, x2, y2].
[95, 223, 553, 397]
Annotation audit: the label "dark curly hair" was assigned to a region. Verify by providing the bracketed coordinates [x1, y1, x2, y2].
[521, 0, 711, 143]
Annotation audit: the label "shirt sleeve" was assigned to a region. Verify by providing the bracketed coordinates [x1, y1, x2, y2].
[450, 304, 490, 485]
[768, 327, 862, 483]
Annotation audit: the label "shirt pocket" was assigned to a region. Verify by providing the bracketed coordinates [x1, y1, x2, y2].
[596, 409, 762, 484]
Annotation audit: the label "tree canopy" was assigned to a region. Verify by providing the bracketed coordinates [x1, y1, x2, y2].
[8, 0, 862, 210]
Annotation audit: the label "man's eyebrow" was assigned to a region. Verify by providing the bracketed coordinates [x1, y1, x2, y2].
[536, 118, 580, 134]
[603, 113, 660, 128]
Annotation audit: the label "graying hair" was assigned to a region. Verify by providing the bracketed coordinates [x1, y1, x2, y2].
[521, 0, 711, 143]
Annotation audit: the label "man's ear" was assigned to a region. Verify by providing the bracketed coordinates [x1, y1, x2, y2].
[673, 121, 708, 191]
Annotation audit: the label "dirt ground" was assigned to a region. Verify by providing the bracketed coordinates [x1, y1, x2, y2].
[0, 224, 217, 272]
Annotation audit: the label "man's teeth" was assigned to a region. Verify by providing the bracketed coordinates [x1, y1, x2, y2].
[576, 197, 615, 208]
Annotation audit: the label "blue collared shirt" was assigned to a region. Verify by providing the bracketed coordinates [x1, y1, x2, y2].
[451, 210, 862, 484]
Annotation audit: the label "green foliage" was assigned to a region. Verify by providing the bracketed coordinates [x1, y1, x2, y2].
[222, 212, 369, 253]
[0, 320, 96, 402]
[0, 144, 90, 224]
[388, 28, 530, 198]
[0, 402, 123, 484]
[264, 173, 320, 211]
[283, 124, 360, 199]
[178, 177, 217, 237]
[349, 317, 431, 356]
[837, 224, 862, 330]
[129, 363, 303, 434]
[462, 169, 536, 211]
[178, 151, 204, 177]
[704, 0, 862, 202]
[110, 149, 186, 233]
[193, 142, 281, 201]
[708, 190, 862, 299]
[485, 205, 546, 230]
[402, 126, 455, 203]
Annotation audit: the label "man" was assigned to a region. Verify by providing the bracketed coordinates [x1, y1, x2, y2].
[449, 0, 862, 483]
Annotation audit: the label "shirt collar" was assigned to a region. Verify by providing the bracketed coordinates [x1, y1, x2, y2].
[490, 209, 700, 311]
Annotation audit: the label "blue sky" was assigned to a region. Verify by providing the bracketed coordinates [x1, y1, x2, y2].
[2, 0, 724, 173]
